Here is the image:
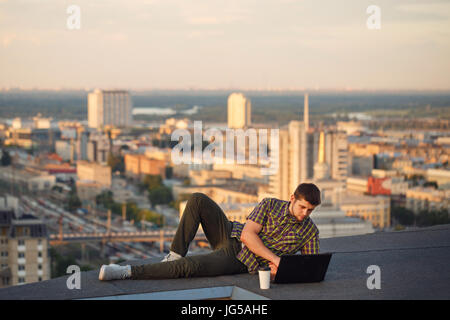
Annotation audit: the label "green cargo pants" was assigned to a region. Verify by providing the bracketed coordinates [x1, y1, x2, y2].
[130, 193, 248, 279]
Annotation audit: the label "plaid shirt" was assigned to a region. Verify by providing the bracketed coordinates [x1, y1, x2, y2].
[231, 197, 320, 273]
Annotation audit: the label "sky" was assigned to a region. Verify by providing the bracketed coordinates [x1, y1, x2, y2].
[1, 0, 450, 91]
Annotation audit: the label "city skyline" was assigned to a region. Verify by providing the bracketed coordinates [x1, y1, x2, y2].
[1, 0, 450, 90]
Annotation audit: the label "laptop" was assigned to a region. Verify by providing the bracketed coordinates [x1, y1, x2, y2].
[273, 253, 333, 284]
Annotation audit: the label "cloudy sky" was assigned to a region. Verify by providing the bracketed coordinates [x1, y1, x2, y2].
[1, 0, 450, 90]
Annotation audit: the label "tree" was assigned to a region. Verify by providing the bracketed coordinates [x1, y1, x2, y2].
[138, 209, 164, 227]
[107, 152, 124, 173]
[49, 247, 92, 278]
[391, 206, 415, 226]
[148, 186, 173, 207]
[124, 201, 140, 221]
[96, 190, 114, 208]
[416, 209, 450, 227]
[1, 150, 11, 166]
[96, 190, 121, 214]
[142, 174, 163, 191]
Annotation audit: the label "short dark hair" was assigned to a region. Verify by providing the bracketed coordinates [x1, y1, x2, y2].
[294, 183, 321, 206]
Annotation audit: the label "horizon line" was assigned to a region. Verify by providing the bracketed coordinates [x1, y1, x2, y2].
[2, 86, 450, 94]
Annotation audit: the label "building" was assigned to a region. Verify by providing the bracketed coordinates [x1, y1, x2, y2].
[337, 121, 365, 135]
[75, 128, 89, 161]
[367, 176, 409, 196]
[0, 167, 56, 192]
[28, 174, 56, 192]
[87, 131, 111, 163]
[306, 131, 320, 179]
[0, 209, 50, 288]
[189, 170, 232, 185]
[306, 129, 348, 182]
[159, 118, 189, 135]
[227, 93, 251, 129]
[145, 147, 172, 164]
[32, 114, 52, 129]
[0, 195, 18, 212]
[324, 130, 348, 181]
[270, 122, 348, 201]
[269, 121, 308, 200]
[55, 140, 72, 161]
[212, 163, 269, 184]
[340, 193, 391, 228]
[349, 155, 374, 176]
[111, 178, 151, 209]
[303, 93, 309, 132]
[76, 180, 109, 204]
[124, 154, 166, 180]
[11, 118, 22, 129]
[346, 176, 368, 195]
[88, 89, 132, 129]
[426, 169, 450, 187]
[308, 131, 346, 207]
[406, 187, 450, 214]
[76, 161, 111, 187]
[314, 131, 330, 181]
[312, 205, 375, 238]
[4, 128, 61, 151]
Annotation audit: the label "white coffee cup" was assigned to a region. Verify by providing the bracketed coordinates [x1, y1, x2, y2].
[258, 266, 271, 289]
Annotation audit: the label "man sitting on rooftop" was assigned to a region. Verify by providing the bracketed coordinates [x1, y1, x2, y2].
[99, 183, 321, 281]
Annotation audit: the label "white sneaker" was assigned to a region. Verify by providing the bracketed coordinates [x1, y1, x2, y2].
[161, 251, 182, 262]
[99, 264, 131, 281]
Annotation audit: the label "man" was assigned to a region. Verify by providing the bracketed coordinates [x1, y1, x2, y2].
[99, 183, 321, 281]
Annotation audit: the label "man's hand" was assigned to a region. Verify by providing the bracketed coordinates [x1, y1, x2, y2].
[272, 256, 281, 268]
[241, 220, 281, 267]
[269, 262, 278, 281]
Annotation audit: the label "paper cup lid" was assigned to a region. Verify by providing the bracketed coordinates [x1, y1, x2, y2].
[258, 266, 270, 271]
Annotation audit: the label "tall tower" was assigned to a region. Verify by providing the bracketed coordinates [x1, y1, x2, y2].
[227, 93, 251, 129]
[88, 89, 132, 129]
[304, 93, 309, 131]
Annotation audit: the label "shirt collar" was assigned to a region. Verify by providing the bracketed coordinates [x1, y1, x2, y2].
[284, 201, 304, 225]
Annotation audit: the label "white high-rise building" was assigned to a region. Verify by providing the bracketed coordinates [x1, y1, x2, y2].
[227, 93, 251, 129]
[270, 121, 308, 200]
[325, 130, 348, 181]
[88, 89, 132, 129]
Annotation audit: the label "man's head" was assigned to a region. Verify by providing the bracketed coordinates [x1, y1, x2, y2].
[289, 183, 321, 222]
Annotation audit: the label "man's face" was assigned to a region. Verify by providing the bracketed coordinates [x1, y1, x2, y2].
[289, 195, 317, 222]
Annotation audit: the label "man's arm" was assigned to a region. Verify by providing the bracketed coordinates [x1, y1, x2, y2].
[240, 219, 281, 267]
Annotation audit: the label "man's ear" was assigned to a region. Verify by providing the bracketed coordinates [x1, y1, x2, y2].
[289, 194, 295, 202]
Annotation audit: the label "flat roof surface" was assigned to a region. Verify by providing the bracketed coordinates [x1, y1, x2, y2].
[0, 224, 449, 300]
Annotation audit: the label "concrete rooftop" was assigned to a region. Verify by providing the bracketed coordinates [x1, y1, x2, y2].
[1, 224, 449, 300]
